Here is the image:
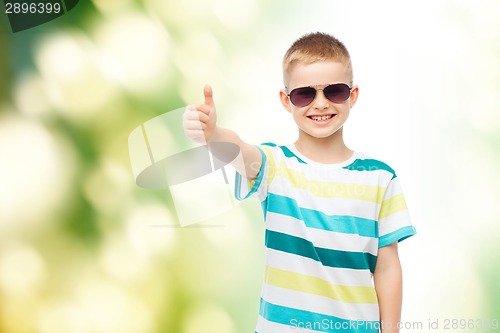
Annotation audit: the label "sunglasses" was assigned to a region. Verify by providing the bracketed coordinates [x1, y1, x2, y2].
[287, 83, 352, 107]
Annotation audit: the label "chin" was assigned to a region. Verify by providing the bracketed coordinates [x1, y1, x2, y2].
[306, 130, 342, 139]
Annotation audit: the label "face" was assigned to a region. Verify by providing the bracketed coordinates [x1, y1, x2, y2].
[280, 61, 359, 141]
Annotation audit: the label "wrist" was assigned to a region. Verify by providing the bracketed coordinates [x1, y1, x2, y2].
[208, 125, 221, 143]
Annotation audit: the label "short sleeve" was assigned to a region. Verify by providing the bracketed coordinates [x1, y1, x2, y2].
[378, 177, 416, 248]
[234, 145, 275, 202]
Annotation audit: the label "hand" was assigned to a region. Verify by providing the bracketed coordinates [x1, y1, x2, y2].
[183, 84, 217, 144]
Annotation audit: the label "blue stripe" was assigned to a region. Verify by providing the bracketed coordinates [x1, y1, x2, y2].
[260, 198, 269, 221]
[266, 230, 376, 272]
[379, 225, 416, 248]
[343, 158, 396, 179]
[278, 146, 307, 164]
[266, 193, 378, 238]
[259, 299, 379, 333]
[261, 142, 307, 164]
[234, 146, 267, 200]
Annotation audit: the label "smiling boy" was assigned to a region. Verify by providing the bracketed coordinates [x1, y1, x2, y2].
[183, 32, 416, 333]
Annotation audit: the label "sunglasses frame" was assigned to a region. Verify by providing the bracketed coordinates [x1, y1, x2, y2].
[286, 83, 353, 107]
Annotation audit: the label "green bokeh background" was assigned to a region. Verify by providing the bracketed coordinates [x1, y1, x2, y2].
[1, 1, 499, 332]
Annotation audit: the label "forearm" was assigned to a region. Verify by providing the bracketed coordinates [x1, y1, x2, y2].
[209, 126, 262, 180]
[374, 243, 402, 333]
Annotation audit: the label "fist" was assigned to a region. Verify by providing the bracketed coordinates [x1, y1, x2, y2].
[183, 85, 217, 144]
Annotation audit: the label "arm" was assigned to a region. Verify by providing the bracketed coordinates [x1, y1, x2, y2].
[183, 85, 262, 180]
[373, 242, 402, 333]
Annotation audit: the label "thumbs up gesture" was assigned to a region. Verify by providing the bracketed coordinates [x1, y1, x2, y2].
[183, 85, 218, 144]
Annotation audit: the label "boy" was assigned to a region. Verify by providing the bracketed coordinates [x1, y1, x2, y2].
[183, 32, 416, 333]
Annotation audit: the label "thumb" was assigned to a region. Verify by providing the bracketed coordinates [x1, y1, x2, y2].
[203, 84, 214, 107]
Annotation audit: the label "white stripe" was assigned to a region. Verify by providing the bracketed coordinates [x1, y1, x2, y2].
[261, 283, 380, 322]
[378, 210, 412, 237]
[235, 161, 269, 202]
[272, 171, 385, 197]
[382, 178, 404, 199]
[266, 212, 378, 255]
[266, 248, 373, 287]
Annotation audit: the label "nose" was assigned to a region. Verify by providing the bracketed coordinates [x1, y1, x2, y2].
[311, 89, 329, 109]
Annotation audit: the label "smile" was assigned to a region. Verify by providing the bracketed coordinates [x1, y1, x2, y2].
[307, 114, 335, 121]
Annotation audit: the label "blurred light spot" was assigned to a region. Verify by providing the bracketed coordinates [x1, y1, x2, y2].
[83, 159, 133, 214]
[76, 282, 153, 333]
[144, 0, 209, 25]
[38, 302, 87, 333]
[37, 33, 87, 79]
[183, 301, 236, 333]
[173, 31, 223, 101]
[0, 117, 74, 233]
[226, 54, 266, 94]
[34, 31, 116, 119]
[210, 0, 258, 29]
[461, 79, 500, 134]
[125, 203, 178, 257]
[100, 235, 150, 282]
[451, 139, 500, 235]
[456, 0, 500, 40]
[201, 209, 249, 250]
[1, 296, 39, 333]
[415, 229, 486, 318]
[224, 53, 290, 143]
[14, 72, 52, 117]
[91, 0, 134, 13]
[178, 79, 222, 106]
[173, 31, 221, 70]
[94, 14, 171, 96]
[0, 242, 46, 296]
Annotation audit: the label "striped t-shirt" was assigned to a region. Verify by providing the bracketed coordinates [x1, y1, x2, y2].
[235, 143, 416, 333]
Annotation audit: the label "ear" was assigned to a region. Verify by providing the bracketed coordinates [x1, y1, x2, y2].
[279, 89, 292, 113]
[349, 85, 359, 108]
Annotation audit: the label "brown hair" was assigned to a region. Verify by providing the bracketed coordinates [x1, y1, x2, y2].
[283, 32, 353, 86]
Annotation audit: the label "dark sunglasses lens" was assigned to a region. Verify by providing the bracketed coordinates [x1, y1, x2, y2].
[289, 87, 316, 107]
[324, 84, 351, 103]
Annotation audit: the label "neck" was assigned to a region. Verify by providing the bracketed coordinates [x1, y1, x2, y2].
[294, 128, 353, 164]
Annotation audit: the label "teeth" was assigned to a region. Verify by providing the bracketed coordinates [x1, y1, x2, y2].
[310, 115, 332, 121]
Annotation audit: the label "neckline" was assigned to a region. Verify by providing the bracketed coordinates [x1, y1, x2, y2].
[286, 144, 360, 167]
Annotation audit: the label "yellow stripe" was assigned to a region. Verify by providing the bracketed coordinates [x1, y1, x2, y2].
[265, 266, 378, 304]
[379, 193, 407, 219]
[248, 146, 277, 190]
[261, 146, 276, 186]
[272, 160, 385, 203]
